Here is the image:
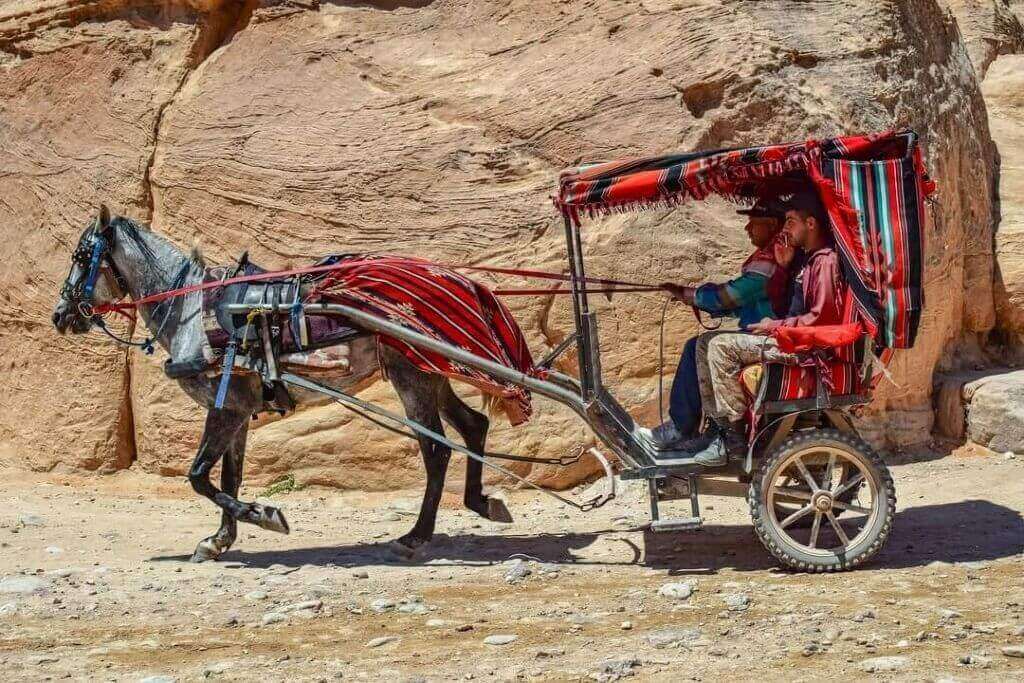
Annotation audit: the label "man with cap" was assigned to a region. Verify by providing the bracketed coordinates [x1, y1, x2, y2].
[685, 189, 846, 467]
[642, 198, 792, 450]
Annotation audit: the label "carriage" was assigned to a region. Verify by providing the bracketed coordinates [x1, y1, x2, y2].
[57, 129, 933, 572]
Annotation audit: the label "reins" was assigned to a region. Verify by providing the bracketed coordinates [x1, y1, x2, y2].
[92, 261, 192, 354]
[93, 257, 671, 317]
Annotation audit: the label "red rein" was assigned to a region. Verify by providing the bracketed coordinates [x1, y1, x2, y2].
[93, 257, 667, 315]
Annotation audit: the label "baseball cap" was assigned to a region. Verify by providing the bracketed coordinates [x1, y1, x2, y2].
[736, 198, 787, 221]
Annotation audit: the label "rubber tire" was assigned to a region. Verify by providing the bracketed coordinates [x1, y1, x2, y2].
[749, 428, 896, 573]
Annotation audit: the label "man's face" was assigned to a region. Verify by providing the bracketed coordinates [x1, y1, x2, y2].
[745, 217, 780, 249]
[783, 210, 813, 248]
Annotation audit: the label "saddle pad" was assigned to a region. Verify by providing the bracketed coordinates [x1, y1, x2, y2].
[279, 344, 353, 372]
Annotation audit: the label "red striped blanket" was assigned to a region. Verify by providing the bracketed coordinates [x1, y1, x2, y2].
[310, 255, 540, 425]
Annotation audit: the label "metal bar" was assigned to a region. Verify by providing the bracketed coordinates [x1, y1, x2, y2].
[562, 210, 592, 399]
[538, 333, 578, 369]
[227, 299, 660, 474]
[584, 311, 603, 393]
[280, 372, 601, 512]
[648, 479, 660, 521]
[689, 476, 700, 518]
[229, 301, 585, 411]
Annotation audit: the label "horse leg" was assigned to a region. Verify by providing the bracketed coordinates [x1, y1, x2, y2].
[439, 384, 512, 524]
[189, 410, 289, 563]
[382, 349, 451, 556]
[191, 419, 249, 562]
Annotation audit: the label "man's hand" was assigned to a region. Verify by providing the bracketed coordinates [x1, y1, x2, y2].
[773, 233, 796, 268]
[661, 283, 695, 305]
[746, 317, 775, 335]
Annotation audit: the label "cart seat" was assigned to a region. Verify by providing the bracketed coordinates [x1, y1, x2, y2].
[740, 361, 862, 401]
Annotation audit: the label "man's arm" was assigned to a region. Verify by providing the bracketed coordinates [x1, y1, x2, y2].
[691, 271, 772, 315]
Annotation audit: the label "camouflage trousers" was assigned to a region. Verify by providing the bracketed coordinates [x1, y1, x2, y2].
[695, 331, 797, 424]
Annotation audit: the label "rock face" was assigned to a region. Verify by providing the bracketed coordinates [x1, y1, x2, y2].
[0, 0, 1011, 486]
[0, 1, 244, 472]
[984, 54, 1024, 354]
[941, 1, 1024, 75]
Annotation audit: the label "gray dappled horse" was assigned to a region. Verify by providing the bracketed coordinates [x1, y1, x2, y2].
[52, 206, 512, 562]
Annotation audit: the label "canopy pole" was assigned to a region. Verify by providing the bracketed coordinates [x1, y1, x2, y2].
[562, 208, 595, 400]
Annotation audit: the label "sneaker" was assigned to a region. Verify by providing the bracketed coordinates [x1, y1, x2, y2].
[677, 421, 721, 452]
[688, 423, 746, 467]
[638, 420, 689, 450]
[689, 434, 729, 467]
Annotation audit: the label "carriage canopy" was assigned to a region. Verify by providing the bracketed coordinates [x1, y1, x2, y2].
[555, 130, 936, 350]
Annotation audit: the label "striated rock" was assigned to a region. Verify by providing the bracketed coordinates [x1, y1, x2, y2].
[859, 655, 909, 673]
[984, 55, 1024, 357]
[940, 1, 1024, 76]
[0, 0, 1007, 485]
[0, 0, 252, 474]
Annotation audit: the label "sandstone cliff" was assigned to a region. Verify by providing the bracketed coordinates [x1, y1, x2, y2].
[0, 0, 1013, 488]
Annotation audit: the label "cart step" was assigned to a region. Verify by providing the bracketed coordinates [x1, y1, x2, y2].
[650, 517, 703, 532]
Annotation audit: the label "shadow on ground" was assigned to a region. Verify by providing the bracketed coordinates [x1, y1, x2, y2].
[152, 500, 1022, 574]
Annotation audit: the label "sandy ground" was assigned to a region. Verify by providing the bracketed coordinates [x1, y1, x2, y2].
[0, 447, 1022, 682]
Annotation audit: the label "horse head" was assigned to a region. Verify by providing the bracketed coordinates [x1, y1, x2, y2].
[52, 204, 127, 334]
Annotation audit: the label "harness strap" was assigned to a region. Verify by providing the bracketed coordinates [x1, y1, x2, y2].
[81, 236, 108, 300]
[214, 341, 237, 409]
[692, 305, 723, 331]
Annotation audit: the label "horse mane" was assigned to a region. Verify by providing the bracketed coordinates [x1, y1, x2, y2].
[110, 215, 206, 273]
[110, 215, 161, 266]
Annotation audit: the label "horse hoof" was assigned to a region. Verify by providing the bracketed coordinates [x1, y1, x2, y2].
[487, 496, 513, 524]
[190, 539, 221, 563]
[256, 505, 291, 535]
[388, 539, 418, 559]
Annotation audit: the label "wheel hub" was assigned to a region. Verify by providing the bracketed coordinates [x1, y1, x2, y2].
[812, 492, 833, 512]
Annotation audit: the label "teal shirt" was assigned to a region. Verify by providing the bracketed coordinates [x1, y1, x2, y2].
[696, 249, 782, 329]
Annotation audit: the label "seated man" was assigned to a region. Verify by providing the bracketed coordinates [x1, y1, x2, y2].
[645, 199, 791, 450]
[688, 190, 845, 466]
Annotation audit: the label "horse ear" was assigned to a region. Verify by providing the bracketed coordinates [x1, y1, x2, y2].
[98, 204, 111, 228]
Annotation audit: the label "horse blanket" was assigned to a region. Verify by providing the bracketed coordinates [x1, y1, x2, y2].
[310, 255, 540, 425]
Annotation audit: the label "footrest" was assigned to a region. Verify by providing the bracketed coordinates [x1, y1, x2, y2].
[650, 517, 704, 533]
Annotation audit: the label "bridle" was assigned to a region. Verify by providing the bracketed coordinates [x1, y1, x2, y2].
[61, 227, 129, 319]
[60, 223, 187, 355]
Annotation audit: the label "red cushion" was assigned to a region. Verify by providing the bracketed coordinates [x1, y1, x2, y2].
[771, 322, 863, 353]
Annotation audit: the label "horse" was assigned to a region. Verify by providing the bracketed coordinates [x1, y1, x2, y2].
[52, 206, 513, 562]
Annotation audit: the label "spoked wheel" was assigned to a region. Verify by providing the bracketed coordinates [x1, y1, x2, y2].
[772, 461, 862, 528]
[749, 428, 896, 572]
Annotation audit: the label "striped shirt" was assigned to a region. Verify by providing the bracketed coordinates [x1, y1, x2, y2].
[693, 241, 789, 328]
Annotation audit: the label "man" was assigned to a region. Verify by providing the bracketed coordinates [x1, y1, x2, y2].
[644, 199, 791, 450]
[688, 190, 845, 466]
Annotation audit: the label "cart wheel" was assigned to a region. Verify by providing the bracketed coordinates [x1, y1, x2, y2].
[749, 428, 895, 572]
